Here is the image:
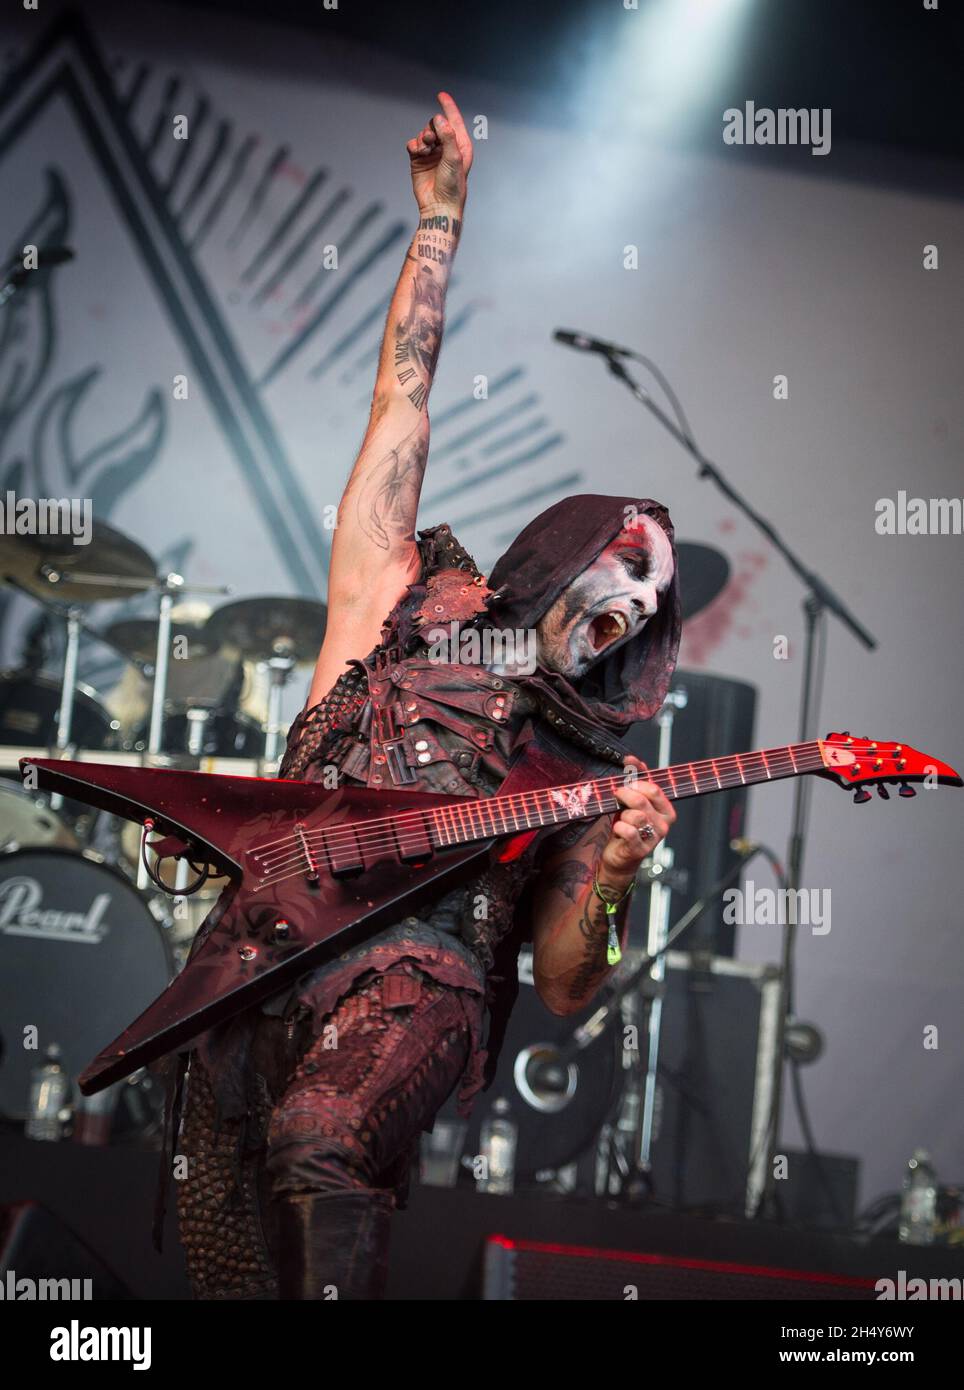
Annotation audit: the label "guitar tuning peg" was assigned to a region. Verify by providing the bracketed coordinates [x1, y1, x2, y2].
[853, 787, 872, 804]
[877, 784, 890, 800]
[898, 783, 916, 798]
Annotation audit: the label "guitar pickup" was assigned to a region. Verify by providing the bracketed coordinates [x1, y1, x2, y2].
[396, 812, 433, 865]
[325, 828, 364, 879]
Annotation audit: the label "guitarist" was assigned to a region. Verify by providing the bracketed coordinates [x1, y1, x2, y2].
[175, 92, 681, 1300]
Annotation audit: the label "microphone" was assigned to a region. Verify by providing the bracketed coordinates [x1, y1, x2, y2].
[553, 328, 637, 359]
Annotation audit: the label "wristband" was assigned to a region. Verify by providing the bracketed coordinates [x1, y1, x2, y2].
[591, 871, 634, 965]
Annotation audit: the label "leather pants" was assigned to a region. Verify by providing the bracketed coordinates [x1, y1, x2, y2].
[176, 966, 476, 1300]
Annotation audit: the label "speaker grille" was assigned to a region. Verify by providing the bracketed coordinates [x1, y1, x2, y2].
[483, 1235, 878, 1300]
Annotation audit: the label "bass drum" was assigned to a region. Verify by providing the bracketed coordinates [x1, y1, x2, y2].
[0, 849, 174, 1132]
[0, 669, 118, 750]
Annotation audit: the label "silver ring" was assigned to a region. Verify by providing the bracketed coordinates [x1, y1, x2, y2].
[639, 823, 656, 842]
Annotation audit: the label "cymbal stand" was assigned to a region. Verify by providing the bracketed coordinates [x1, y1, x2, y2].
[263, 644, 296, 768]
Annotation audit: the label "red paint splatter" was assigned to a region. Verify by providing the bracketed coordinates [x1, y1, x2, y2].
[278, 161, 307, 185]
[679, 550, 769, 667]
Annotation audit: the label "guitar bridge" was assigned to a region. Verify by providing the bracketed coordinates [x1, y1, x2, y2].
[294, 822, 320, 885]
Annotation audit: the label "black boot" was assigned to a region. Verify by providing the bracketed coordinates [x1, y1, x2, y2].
[275, 1189, 394, 1301]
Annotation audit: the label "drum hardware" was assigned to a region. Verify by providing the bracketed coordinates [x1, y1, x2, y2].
[264, 649, 297, 765]
[103, 617, 217, 667]
[185, 706, 212, 758]
[204, 596, 328, 765]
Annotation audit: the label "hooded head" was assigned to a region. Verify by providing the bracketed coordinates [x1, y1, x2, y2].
[487, 494, 681, 732]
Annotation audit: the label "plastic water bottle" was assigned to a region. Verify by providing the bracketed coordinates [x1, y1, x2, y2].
[477, 1098, 517, 1195]
[25, 1044, 70, 1142]
[899, 1148, 938, 1245]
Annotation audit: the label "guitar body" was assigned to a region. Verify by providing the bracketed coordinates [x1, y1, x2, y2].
[23, 742, 582, 1093]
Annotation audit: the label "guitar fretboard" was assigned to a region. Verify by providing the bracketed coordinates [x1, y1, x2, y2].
[429, 740, 826, 847]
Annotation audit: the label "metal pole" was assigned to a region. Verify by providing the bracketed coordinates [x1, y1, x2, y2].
[637, 697, 681, 1170]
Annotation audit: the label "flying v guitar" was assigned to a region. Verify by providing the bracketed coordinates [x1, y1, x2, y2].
[21, 732, 960, 1094]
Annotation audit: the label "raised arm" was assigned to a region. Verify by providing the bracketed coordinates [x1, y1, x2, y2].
[306, 92, 473, 708]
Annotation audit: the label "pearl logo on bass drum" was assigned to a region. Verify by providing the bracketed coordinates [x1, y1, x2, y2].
[0, 877, 112, 944]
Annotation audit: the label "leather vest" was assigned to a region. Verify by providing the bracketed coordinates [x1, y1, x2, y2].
[276, 524, 628, 1055]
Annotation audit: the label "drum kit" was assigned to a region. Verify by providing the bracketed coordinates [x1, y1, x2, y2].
[0, 519, 326, 1136]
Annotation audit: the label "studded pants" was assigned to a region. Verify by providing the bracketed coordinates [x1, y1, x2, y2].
[176, 965, 478, 1300]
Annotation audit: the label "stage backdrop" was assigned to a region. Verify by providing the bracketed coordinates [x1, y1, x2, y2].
[0, 2, 961, 1212]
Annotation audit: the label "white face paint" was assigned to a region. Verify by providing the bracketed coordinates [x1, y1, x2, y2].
[535, 514, 675, 678]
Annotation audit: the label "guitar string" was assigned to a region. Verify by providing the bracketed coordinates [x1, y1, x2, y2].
[248, 742, 827, 863]
[248, 750, 833, 878]
[250, 748, 830, 874]
[251, 754, 825, 875]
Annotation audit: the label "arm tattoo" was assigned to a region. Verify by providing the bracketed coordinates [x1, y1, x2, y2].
[393, 263, 444, 412]
[546, 860, 592, 904]
[351, 424, 428, 552]
[567, 895, 611, 1002]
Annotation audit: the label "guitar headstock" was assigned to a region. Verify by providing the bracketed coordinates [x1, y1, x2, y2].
[818, 733, 962, 803]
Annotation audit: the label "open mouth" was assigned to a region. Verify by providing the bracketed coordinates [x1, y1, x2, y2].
[587, 611, 629, 652]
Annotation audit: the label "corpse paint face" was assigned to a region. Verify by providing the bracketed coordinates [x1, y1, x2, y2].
[535, 514, 675, 678]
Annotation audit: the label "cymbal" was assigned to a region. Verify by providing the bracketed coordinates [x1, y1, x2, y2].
[0, 519, 156, 603]
[104, 618, 218, 665]
[204, 596, 328, 664]
[675, 542, 730, 619]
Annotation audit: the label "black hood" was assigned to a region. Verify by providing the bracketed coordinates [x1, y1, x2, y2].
[487, 493, 682, 732]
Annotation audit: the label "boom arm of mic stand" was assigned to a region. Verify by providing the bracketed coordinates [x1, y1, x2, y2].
[602, 353, 876, 651]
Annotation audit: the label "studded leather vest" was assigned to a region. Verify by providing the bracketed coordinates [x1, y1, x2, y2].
[277, 525, 549, 982]
[280, 532, 530, 796]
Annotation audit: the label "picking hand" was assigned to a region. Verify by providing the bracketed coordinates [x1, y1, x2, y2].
[406, 91, 473, 213]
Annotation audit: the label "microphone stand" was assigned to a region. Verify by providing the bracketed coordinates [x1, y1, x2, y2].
[588, 346, 877, 1219]
[537, 843, 767, 1200]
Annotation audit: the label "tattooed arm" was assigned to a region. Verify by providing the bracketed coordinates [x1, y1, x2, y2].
[530, 757, 676, 1015]
[307, 92, 473, 707]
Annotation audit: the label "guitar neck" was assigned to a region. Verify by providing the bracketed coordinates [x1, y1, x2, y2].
[429, 740, 827, 848]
